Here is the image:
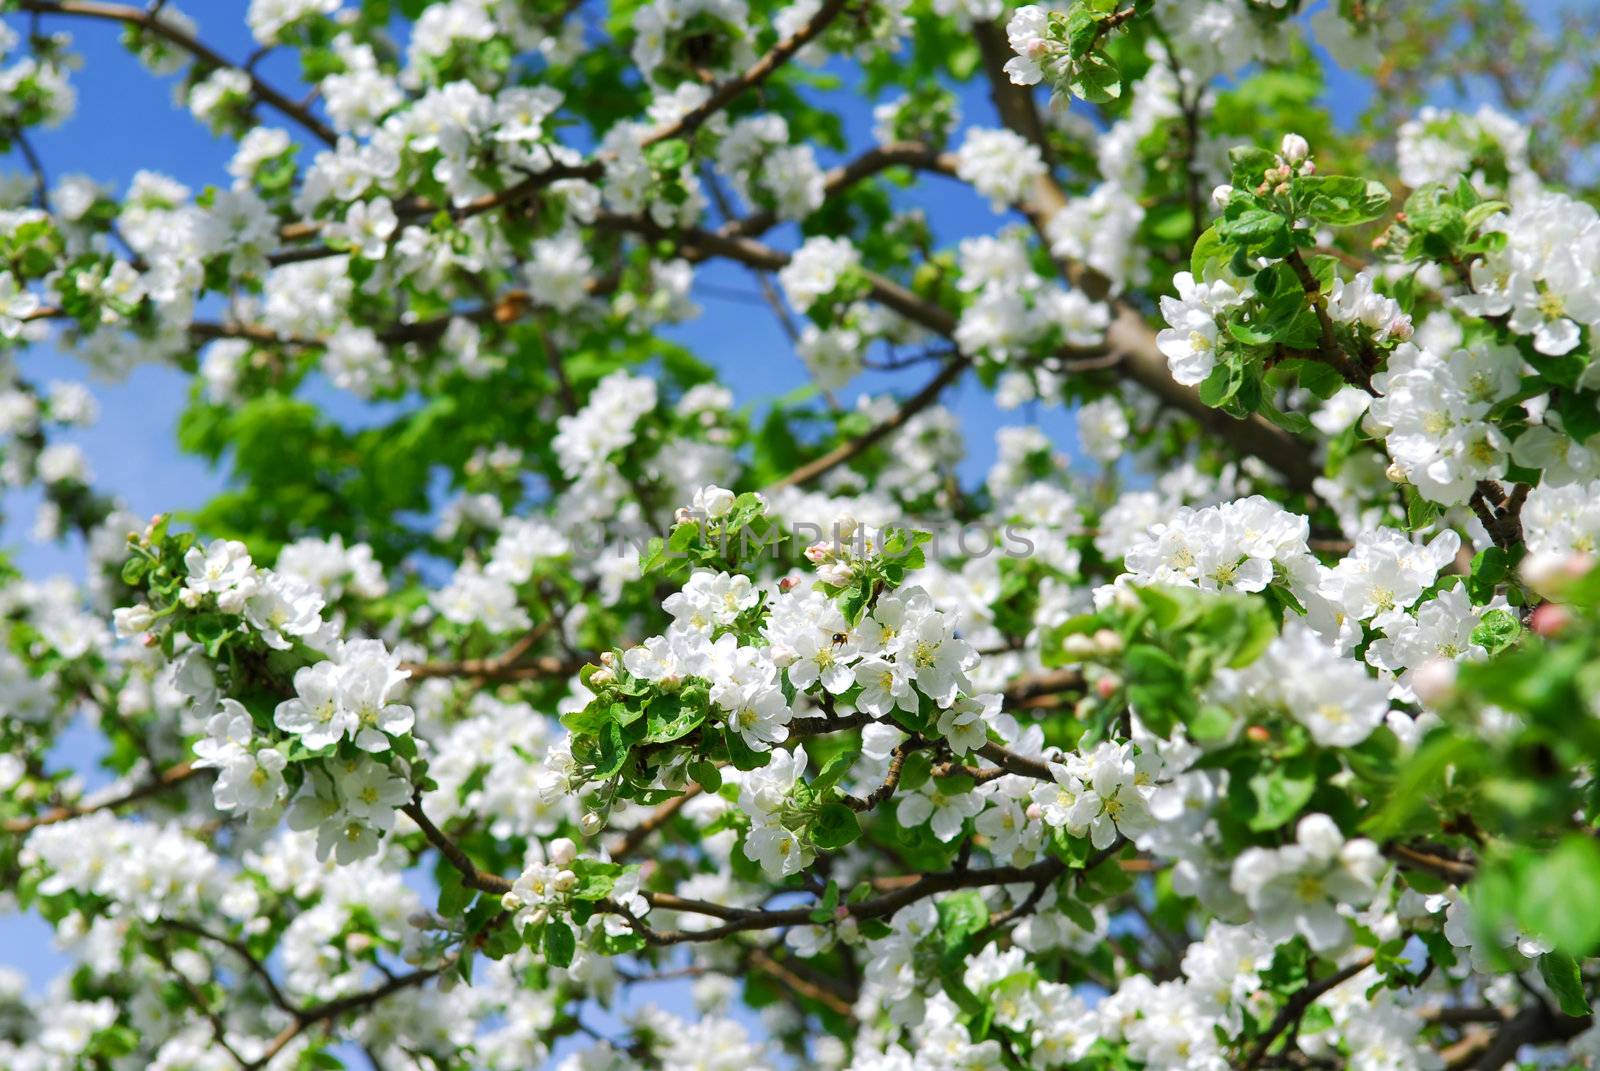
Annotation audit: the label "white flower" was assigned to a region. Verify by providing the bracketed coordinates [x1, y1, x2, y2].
[274, 662, 352, 751]
[0, 271, 40, 337]
[778, 236, 859, 313]
[243, 573, 326, 650]
[1230, 814, 1384, 951]
[897, 781, 984, 841]
[1156, 271, 1246, 386]
[953, 127, 1046, 211]
[691, 485, 737, 519]
[853, 656, 917, 717]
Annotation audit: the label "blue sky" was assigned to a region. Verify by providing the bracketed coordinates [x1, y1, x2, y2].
[0, 0, 1389, 1012]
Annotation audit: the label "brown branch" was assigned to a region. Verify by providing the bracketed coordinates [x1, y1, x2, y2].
[246, 964, 445, 1071]
[766, 356, 969, 491]
[608, 784, 702, 858]
[747, 946, 856, 1019]
[642, 0, 851, 150]
[157, 917, 294, 1015]
[149, 940, 251, 1068]
[618, 847, 1118, 946]
[975, 741, 1057, 782]
[1285, 248, 1375, 394]
[270, 0, 847, 255]
[968, 21, 1323, 494]
[1385, 841, 1476, 882]
[1240, 957, 1375, 1071]
[19, 0, 337, 145]
[844, 742, 913, 811]
[399, 618, 581, 683]
[1002, 667, 1084, 705]
[4, 761, 199, 834]
[1469, 1001, 1591, 1071]
[401, 800, 514, 894]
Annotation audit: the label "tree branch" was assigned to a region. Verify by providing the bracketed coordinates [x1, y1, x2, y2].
[19, 0, 338, 145]
[4, 761, 200, 834]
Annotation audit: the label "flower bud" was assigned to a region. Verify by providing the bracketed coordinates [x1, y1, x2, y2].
[112, 603, 157, 636]
[817, 562, 853, 586]
[548, 837, 578, 866]
[1385, 462, 1409, 484]
[1410, 658, 1459, 706]
[1245, 724, 1271, 743]
[1211, 183, 1233, 209]
[1280, 133, 1310, 165]
[501, 892, 523, 911]
[1530, 602, 1571, 638]
[553, 870, 578, 892]
[1062, 633, 1096, 659]
[697, 486, 736, 519]
[1092, 628, 1123, 656]
[779, 576, 799, 593]
[804, 541, 831, 564]
[1094, 675, 1120, 700]
[580, 811, 606, 836]
[1025, 803, 1043, 821]
[179, 586, 202, 609]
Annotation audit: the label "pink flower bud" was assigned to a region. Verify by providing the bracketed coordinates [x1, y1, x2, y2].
[1530, 603, 1571, 637]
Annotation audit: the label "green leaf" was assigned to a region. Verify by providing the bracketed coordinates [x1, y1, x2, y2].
[1220, 207, 1289, 247]
[936, 889, 990, 956]
[1069, 51, 1122, 104]
[724, 724, 768, 771]
[1538, 952, 1592, 1017]
[810, 802, 861, 850]
[1404, 486, 1442, 531]
[570, 859, 624, 900]
[1470, 608, 1521, 656]
[645, 138, 690, 171]
[811, 748, 860, 794]
[120, 555, 149, 585]
[641, 694, 707, 744]
[1554, 390, 1600, 445]
[1124, 644, 1187, 735]
[667, 521, 699, 554]
[1466, 547, 1510, 603]
[1198, 364, 1239, 408]
[1298, 175, 1391, 226]
[688, 759, 723, 792]
[1190, 223, 1228, 279]
[437, 867, 474, 917]
[1520, 837, 1600, 957]
[1228, 146, 1277, 186]
[593, 720, 630, 779]
[1242, 753, 1317, 832]
[543, 919, 576, 968]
